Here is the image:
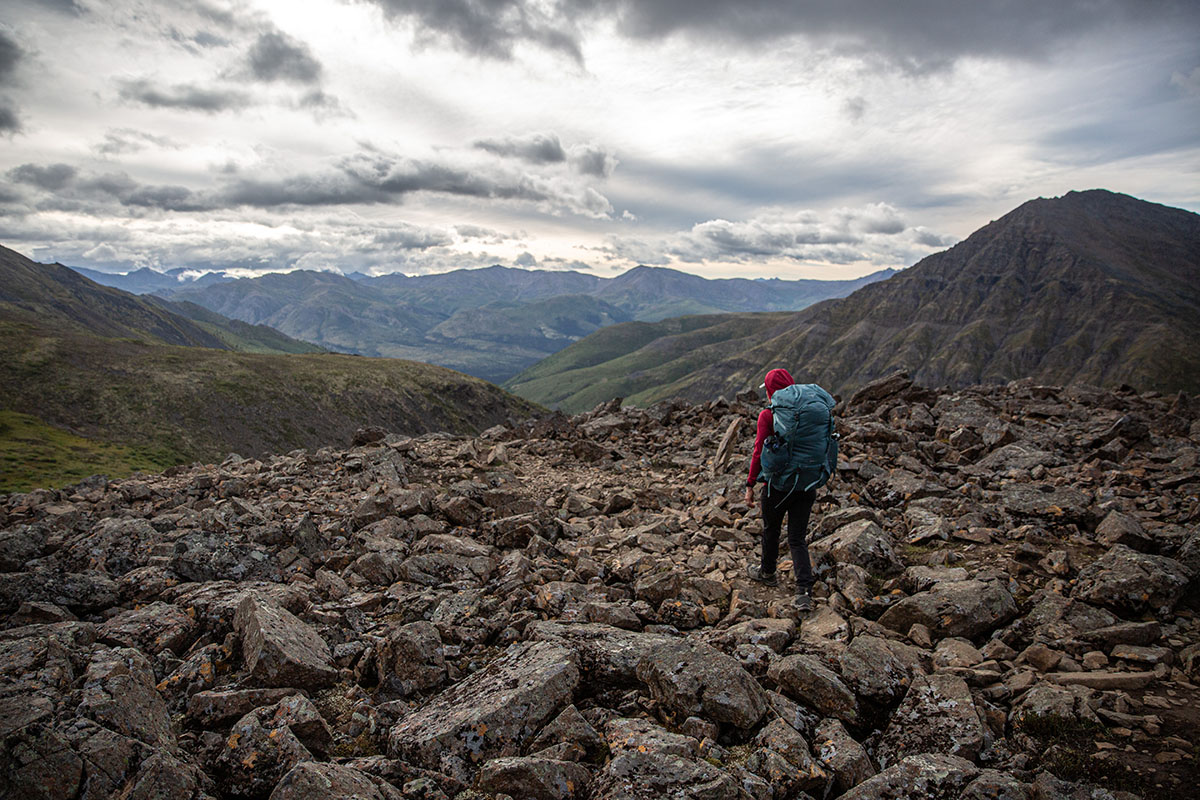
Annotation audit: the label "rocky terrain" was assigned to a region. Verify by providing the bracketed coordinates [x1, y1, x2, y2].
[2, 373, 1198, 799]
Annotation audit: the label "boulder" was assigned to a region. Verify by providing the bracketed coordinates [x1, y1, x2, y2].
[877, 673, 986, 768]
[186, 688, 299, 729]
[528, 705, 607, 762]
[809, 519, 902, 575]
[814, 718, 875, 794]
[0, 695, 84, 800]
[388, 641, 579, 784]
[838, 634, 914, 702]
[270, 761, 403, 800]
[605, 717, 699, 759]
[635, 640, 767, 730]
[0, 569, 118, 614]
[590, 750, 738, 800]
[217, 711, 312, 798]
[1000, 483, 1091, 523]
[78, 647, 173, 746]
[1072, 544, 1191, 615]
[1094, 511, 1153, 551]
[879, 579, 1017, 640]
[526, 622, 676, 686]
[838, 753, 979, 800]
[124, 751, 205, 800]
[234, 595, 338, 690]
[1011, 684, 1099, 726]
[767, 653, 859, 724]
[376, 620, 446, 696]
[97, 601, 197, 655]
[478, 756, 592, 800]
[746, 718, 829, 795]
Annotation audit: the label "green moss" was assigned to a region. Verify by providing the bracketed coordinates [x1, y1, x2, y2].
[900, 542, 945, 558]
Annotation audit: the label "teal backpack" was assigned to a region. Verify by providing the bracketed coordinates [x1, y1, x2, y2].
[760, 383, 839, 495]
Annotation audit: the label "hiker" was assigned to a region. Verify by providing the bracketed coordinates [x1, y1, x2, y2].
[744, 368, 838, 612]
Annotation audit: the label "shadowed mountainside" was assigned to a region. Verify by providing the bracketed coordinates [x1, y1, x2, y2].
[142, 264, 895, 383]
[509, 191, 1200, 411]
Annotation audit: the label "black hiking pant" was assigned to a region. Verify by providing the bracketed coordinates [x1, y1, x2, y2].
[760, 485, 817, 592]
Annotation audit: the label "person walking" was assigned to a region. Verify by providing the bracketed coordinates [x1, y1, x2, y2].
[744, 368, 836, 612]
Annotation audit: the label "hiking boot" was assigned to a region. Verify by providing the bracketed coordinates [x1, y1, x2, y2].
[793, 589, 813, 612]
[747, 565, 778, 586]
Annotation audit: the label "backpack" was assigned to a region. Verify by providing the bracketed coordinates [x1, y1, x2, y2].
[759, 383, 839, 495]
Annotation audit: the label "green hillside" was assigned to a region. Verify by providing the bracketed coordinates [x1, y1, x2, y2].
[0, 245, 542, 492]
[504, 312, 792, 412]
[0, 320, 540, 491]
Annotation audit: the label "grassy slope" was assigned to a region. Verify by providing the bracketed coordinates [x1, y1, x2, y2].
[504, 312, 792, 412]
[0, 321, 542, 491]
[0, 411, 176, 494]
[146, 297, 326, 355]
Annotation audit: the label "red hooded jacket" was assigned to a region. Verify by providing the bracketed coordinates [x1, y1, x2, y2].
[747, 368, 795, 486]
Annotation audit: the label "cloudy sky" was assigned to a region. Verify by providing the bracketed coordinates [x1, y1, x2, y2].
[1, 0, 1197, 280]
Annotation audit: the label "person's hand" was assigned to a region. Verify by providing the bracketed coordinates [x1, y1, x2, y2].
[744, 486, 754, 508]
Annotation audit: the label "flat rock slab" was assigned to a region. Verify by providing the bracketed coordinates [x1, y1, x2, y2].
[478, 756, 592, 800]
[186, 688, 299, 729]
[388, 640, 579, 784]
[839, 753, 979, 800]
[527, 621, 676, 686]
[78, 647, 173, 746]
[879, 579, 1017, 640]
[234, 595, 337, 690]
[767, 653, 859, 725]
[635, 639, 768, 730]
[270, 762, 403, 800]
[877, 673, 985, 768]
[591, 750, 738, 800]
[1000, 483, 1091, 522]
[1073, 544, 1192, 616]
[98, 601, 197, 656]
[1012, 684, 1099, 725]
[1046, 670, 1156, 690]
[810, 519, 902, 575]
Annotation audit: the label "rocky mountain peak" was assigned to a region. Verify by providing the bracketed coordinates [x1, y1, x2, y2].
[2, 373, 1197, 798]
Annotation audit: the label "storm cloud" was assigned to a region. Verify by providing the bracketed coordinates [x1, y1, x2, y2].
[475, 132, 567, 164]
[93, 128, 178, 156]
[364, 0, 583, 62]
[7, 144, 616, 220]
[117, 78, 250, 113]
[2, 0, 1196, 280]
[0, 30, 23, 132]
[227, 151, 613, 217]
[243, 31, 323, 84]
[363, 0, 1199, 70]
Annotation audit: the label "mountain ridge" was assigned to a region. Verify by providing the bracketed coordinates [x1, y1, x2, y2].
[507, 190, 1200, 411]
[139, 263, 894, 383]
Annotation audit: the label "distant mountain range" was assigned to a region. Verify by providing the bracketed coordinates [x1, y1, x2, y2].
[507, 190, 1200, 411]
[70, 262, 895, 384]
[0, 245, 539, 489]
